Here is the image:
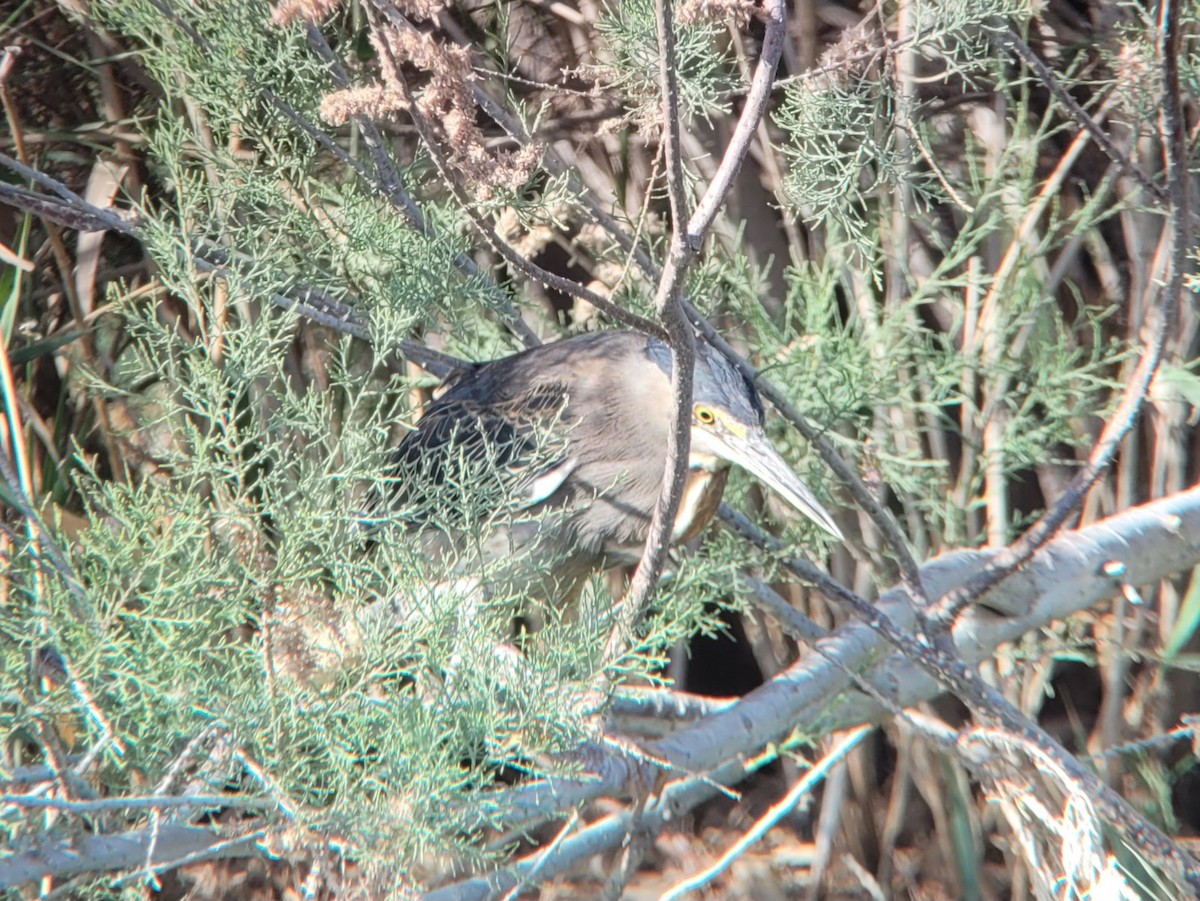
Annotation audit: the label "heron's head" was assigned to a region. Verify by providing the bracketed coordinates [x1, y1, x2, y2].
[656, 341, 843, 541]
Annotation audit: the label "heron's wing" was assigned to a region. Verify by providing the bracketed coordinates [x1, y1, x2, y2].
[390, 377, 575, 522]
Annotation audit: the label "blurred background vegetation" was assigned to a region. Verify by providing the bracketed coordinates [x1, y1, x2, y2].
[1, 0, 1198, 897]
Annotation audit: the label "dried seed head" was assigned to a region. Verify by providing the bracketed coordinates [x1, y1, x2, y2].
[319, 84, 409, 124]
[271, 0, 342, 27]
[677, 0, 756, 29]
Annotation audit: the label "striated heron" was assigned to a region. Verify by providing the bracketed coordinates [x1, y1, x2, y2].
[391, 329, 841, 601]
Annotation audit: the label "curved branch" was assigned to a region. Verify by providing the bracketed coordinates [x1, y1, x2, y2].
[684, 0, 787, 242]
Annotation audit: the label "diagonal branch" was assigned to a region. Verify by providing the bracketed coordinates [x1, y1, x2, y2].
[477, 488, 1200, 829]
[0, 157, 465, 379]
[728, 498, 1200, 893]
[998, 25, 1167, 204]
[689, 313, 925, 594]
[684, 0, 787, 243]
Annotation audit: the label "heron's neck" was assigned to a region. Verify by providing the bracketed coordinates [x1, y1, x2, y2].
[673, 460, 731, 544]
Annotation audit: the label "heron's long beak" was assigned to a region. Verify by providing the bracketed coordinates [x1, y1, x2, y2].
[716, 427, 844, 541]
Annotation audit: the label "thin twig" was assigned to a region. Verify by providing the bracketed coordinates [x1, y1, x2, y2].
[422, 760, 754, 901]
[0, 151, 126, 222]
[0, 182, 130, 232]
[697, 316, 926, 596]
[683, 0, 786, 244]
[301, 25, 547, 347]
[0, 793, 277, 814]
[0, 158, 466, 379]
[1086, 716, 1200, 760]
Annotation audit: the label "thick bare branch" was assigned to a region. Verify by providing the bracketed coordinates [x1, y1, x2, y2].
[469, 487, 1200, 852]
[0, 827, 264, 889]
[7, 488, 1200, 890]
[408, 488, 1200, 897]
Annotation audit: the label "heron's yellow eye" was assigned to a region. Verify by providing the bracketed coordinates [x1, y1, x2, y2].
[695, 405, 717, 425]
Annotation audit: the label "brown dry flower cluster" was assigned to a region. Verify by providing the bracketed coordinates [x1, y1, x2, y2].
[270, 0, 342, 28]
[371, 22, 542, 199]
[272, 0, 450, 27]
[306, 7, 540, 200]
[677, 0, 757, 29]
[319, 84, 409, 125]
[273, 0, 539, 199]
